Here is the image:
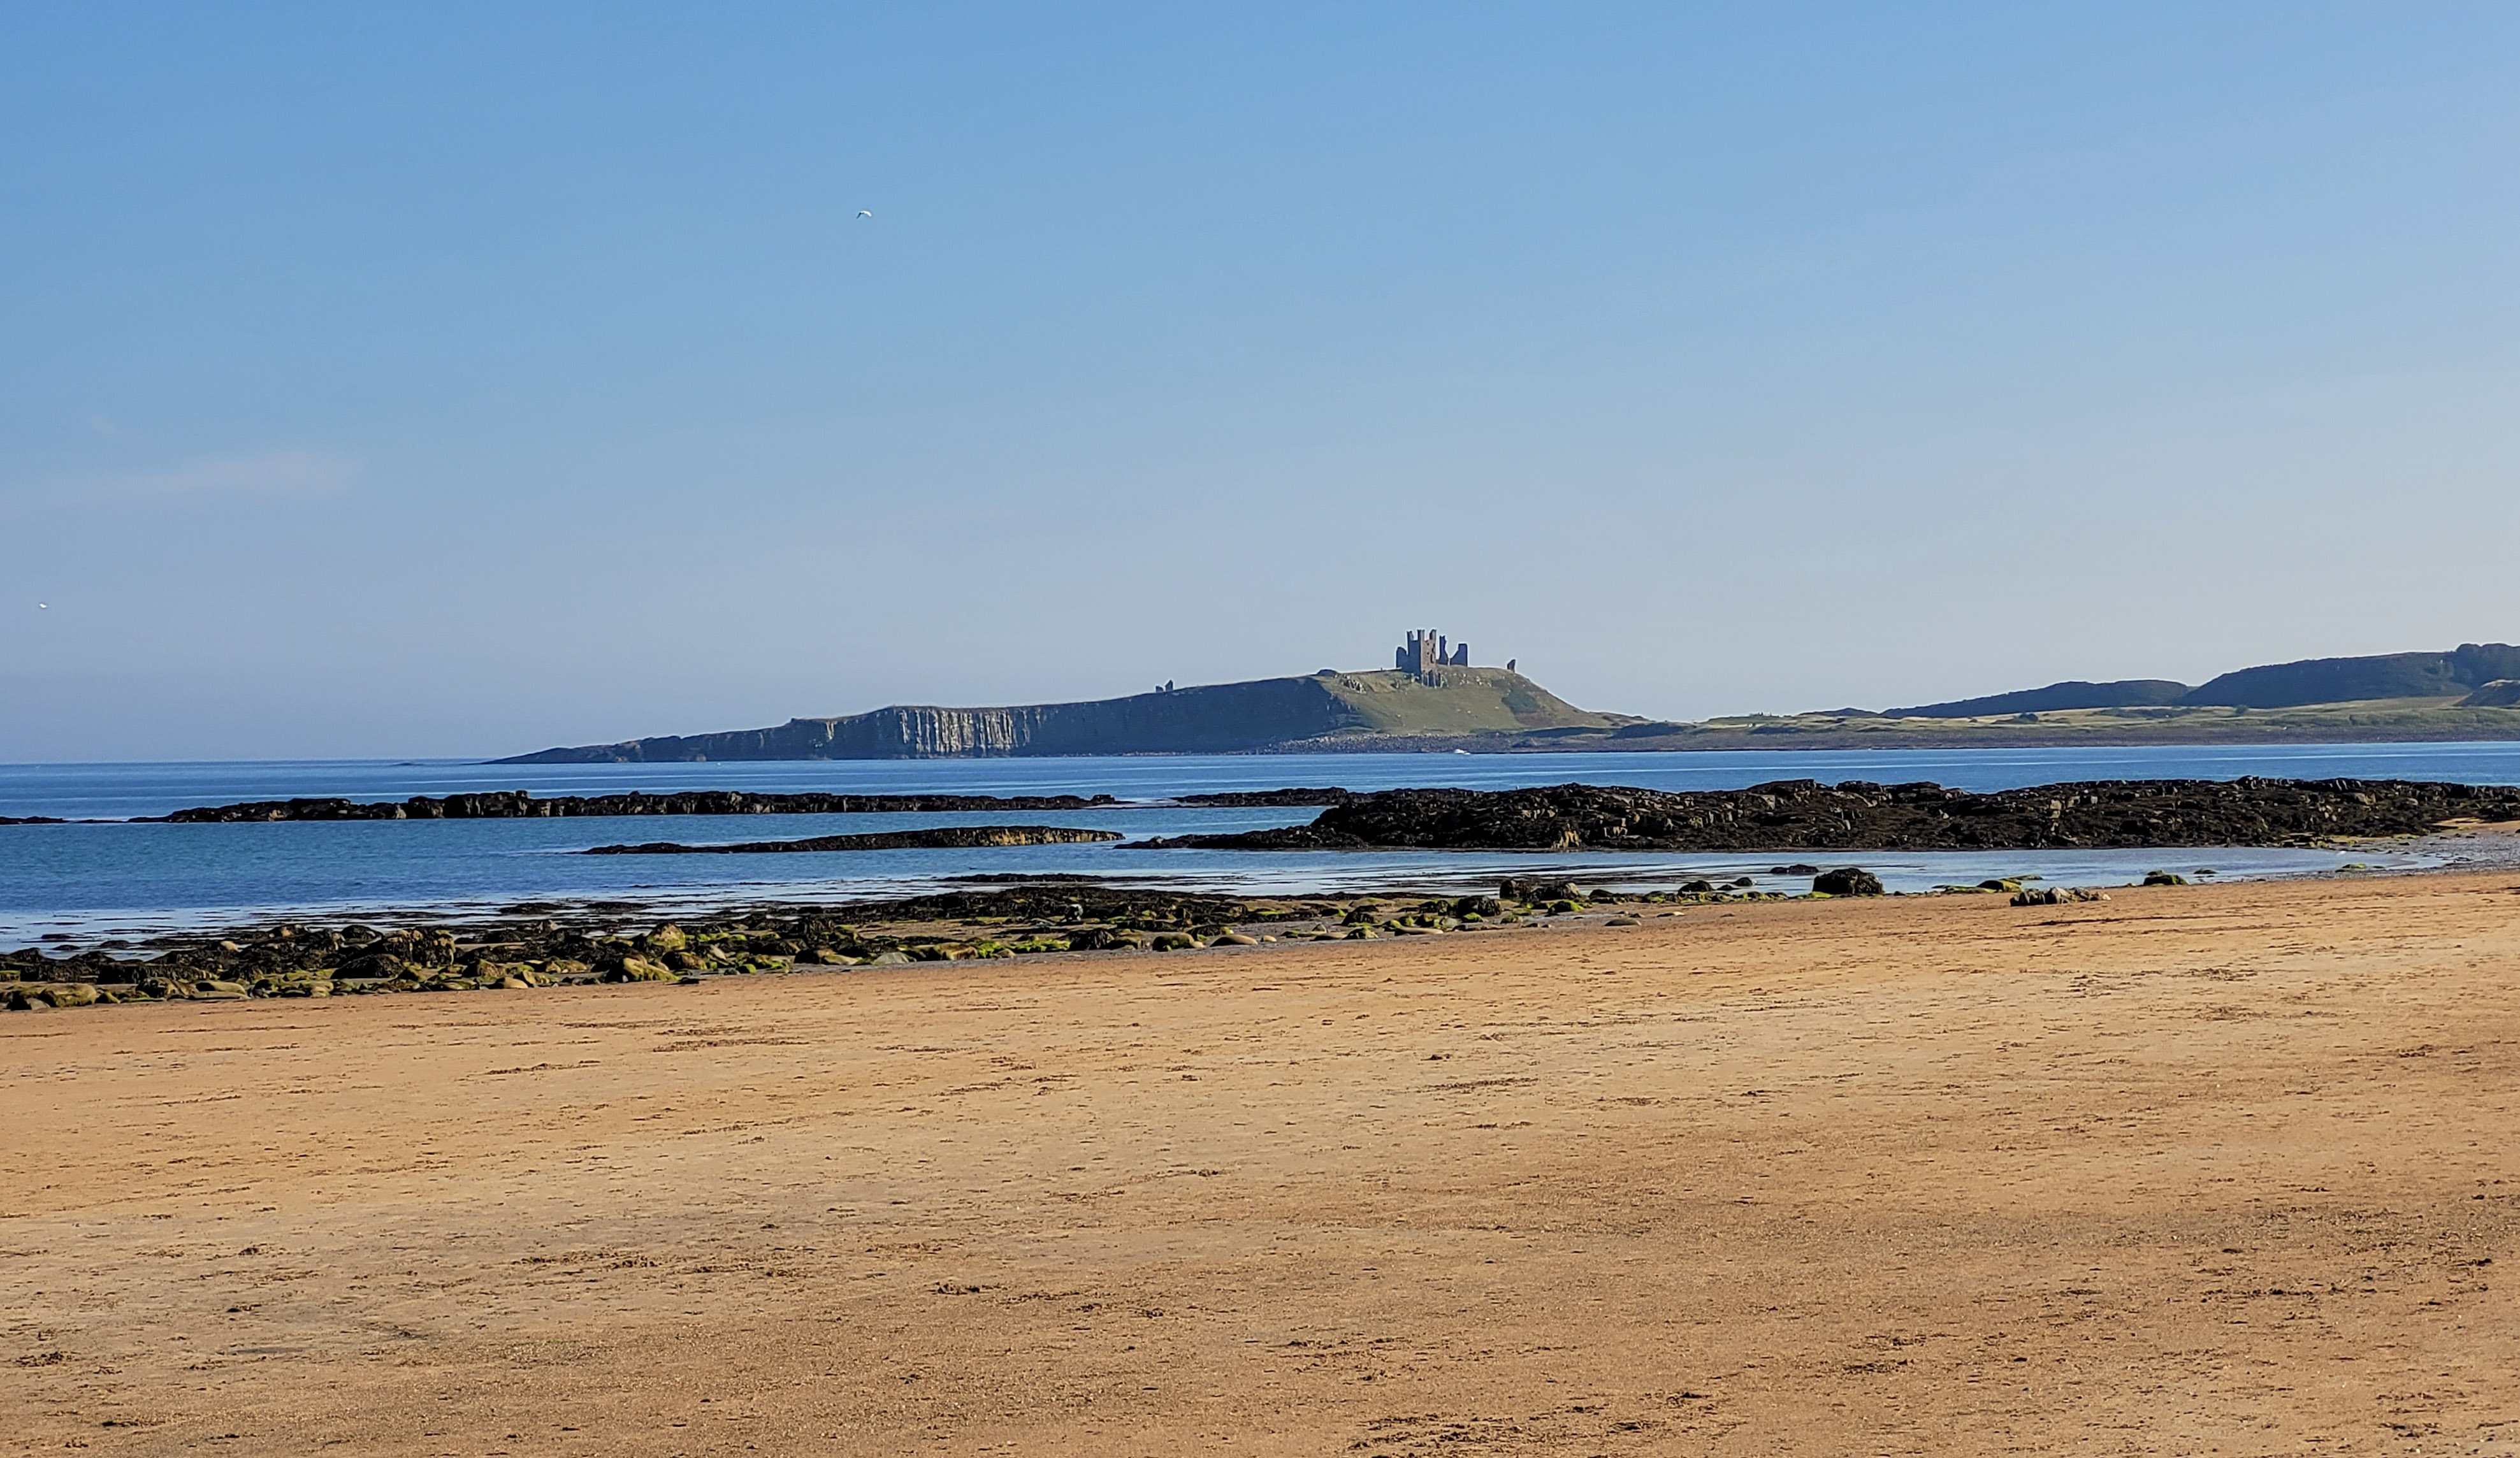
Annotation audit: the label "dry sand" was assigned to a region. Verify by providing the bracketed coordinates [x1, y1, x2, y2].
[5, 874, 2517, 1455]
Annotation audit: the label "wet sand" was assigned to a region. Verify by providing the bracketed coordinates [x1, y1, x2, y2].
[5, 873, 2517, 1455]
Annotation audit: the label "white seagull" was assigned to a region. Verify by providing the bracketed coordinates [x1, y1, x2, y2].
[857, 210, 873, 219]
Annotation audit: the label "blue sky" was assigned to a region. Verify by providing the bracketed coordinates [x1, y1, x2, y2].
[5, 4, 2519, 759]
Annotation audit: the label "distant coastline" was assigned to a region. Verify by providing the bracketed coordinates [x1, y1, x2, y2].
[1488, 698, 2520, 754]
[493, 638, 2520, 763]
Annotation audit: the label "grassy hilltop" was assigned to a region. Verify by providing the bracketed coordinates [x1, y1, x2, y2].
[1300, 668, 1618, 737]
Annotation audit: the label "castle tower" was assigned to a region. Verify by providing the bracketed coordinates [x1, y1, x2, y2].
[1395, 628, 1469, 681]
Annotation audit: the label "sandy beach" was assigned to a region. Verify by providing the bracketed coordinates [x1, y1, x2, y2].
[6, 873, 2517, 1455]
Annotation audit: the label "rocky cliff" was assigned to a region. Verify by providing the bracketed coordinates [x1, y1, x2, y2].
[497, 668, 1614, 763]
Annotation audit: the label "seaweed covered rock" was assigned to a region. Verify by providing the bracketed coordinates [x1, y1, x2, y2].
[2012, 886, 2109, 906]
[599, 955, 677, 983]
[8, 983, 103, 1009]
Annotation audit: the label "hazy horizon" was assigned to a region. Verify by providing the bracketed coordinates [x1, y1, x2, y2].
[8, 4, 2520, 761]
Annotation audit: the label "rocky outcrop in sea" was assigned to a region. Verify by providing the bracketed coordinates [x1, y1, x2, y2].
[583, 826, 1124, 855]
[1133, 777, 2520, 852]
[1169, 788, 1352, 806]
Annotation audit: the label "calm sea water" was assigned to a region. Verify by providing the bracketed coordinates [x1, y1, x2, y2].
[8, 740, 2518, 943]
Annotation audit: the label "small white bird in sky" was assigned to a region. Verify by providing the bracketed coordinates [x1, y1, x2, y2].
[35, 602, 46, 609]
[857, 210, 873, 218]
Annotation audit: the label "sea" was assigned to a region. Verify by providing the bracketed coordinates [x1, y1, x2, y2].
[8, 739, 2520, 945]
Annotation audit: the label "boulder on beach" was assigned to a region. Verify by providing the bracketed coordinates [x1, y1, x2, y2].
[1813, 868, 1884, 897]
[2012, 886, 2108, 906]
[600, 955, 677, 983]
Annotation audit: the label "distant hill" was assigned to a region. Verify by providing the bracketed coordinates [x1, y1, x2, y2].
[1881, 644, 2520, 718]
[2182, 644, 2520, 708]
[1886, 679, 2190, 719]
[496, 668, 1617, 763]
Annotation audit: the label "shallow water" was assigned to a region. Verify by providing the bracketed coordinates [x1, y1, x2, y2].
[8, 740, 2513, 942]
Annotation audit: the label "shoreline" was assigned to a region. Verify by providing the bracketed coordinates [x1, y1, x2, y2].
[11, 825, 2520, 1011]
[0, 848, 2484, 951]
[12, 767, 2520, 951]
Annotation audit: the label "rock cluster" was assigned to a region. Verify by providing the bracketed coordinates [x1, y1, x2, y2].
[1133, 777, 2520, 853]
[1811, 867, 1884, 896]
[0, 878, 1827, 1014]
[2011, 886, 2111, 906]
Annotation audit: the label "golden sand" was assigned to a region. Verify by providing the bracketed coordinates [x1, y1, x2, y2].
[6, 874, 2516, 1454]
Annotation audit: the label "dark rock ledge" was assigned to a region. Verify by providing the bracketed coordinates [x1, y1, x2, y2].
[140, 790, 1123, 823]
[1131, 777, 2520, 853]
[584, 826, 1125, 855]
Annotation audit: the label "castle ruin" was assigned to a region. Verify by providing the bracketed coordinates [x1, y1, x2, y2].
[1396, 628, 1470, 681]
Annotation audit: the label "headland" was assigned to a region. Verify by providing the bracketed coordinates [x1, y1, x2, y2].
[498, 632, 1614, 762]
